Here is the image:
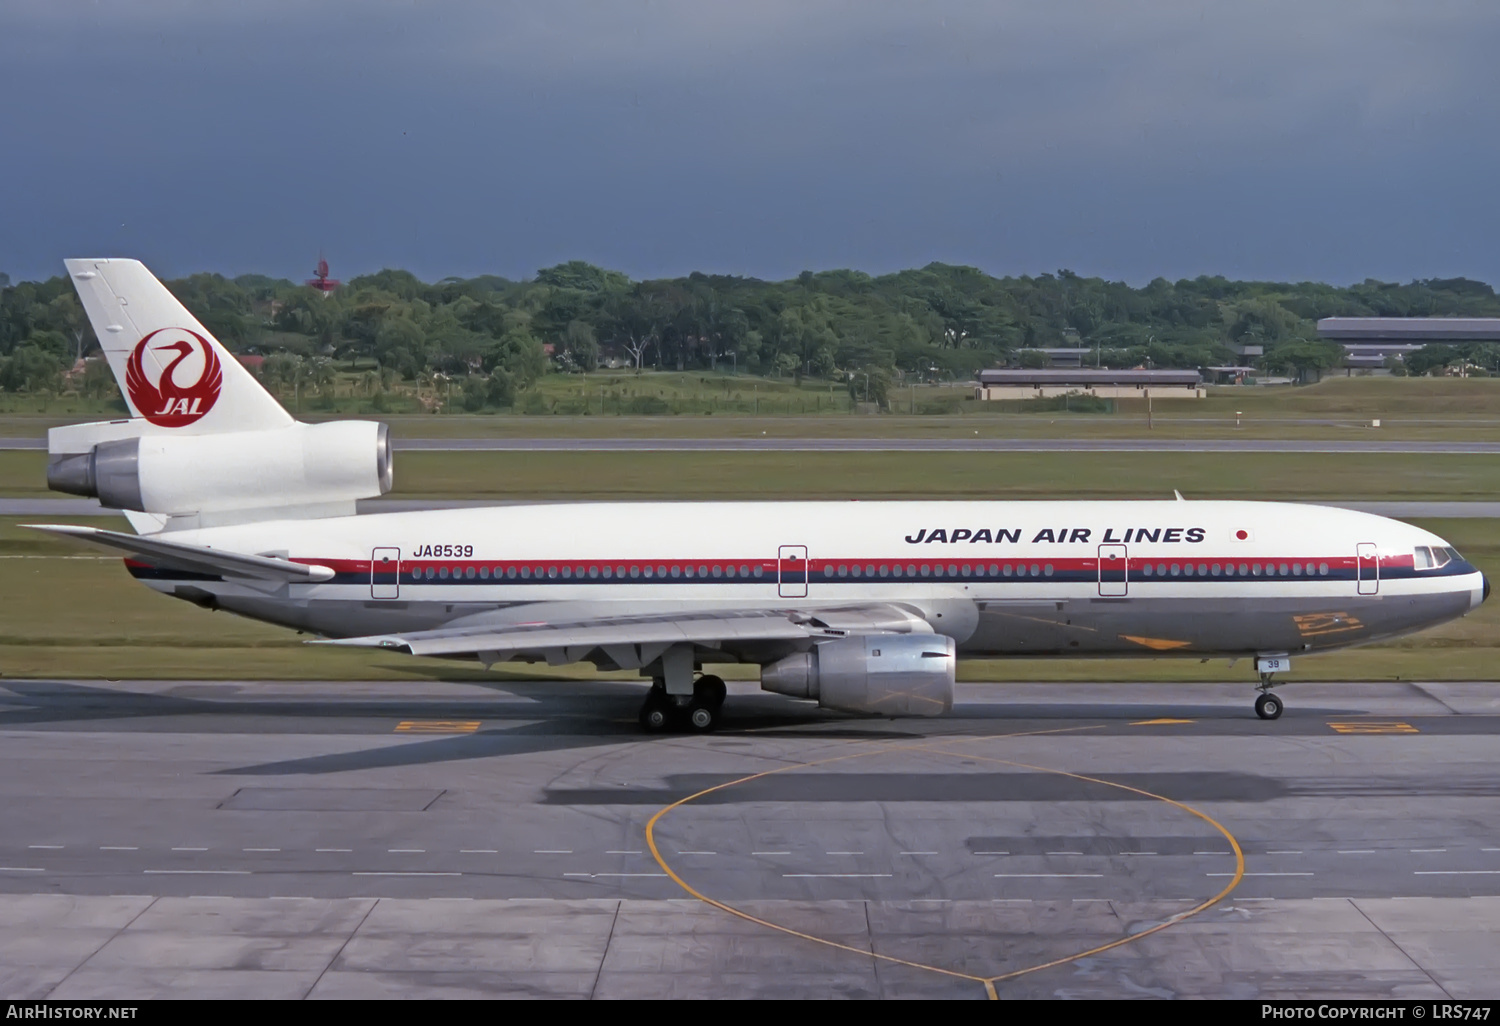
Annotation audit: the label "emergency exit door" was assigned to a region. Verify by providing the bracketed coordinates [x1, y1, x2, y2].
[372, 547, 401, 599]
[778, 545, 808, 598]
[1356, 542, 1379, 595]
[1098, 543, 1128, 597]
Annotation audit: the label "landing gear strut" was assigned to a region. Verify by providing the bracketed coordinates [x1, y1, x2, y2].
[1254, 673, 1284, 721]
[638, 674, 727, 733]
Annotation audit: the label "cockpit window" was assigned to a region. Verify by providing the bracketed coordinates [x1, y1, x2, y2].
[1415, 546, 1460, 569]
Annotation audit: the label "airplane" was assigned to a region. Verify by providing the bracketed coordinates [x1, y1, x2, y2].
[32, 259, 1490, 730]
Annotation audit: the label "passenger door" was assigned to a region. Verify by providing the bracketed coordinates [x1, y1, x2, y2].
[1098, 543, 1128, 597]
[372, 547, 401, 599]
[1356, 542, 1379, 596]
[778, 544, 808, 598]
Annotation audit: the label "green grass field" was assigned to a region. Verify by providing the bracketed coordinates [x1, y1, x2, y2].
[3, 375, 1500, 440]
[1, 515, 1496, 683]
[5, 447, 1500, 502]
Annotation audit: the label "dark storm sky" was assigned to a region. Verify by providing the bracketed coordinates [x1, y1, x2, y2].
[3, 1, 1498, 285]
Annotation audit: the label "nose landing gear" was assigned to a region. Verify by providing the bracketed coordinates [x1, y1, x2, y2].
[1254, 672, 1284, 720]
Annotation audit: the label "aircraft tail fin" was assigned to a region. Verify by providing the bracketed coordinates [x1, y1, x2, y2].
[64, 259, 292, 434]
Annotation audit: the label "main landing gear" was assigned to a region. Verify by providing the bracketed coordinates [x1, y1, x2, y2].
[1254, 672, 1284, 721]
[639, 674, 727, 733]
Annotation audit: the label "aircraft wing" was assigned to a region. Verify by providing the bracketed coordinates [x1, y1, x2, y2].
[314, 604, 933, 662]
[24, 524, 336, 583]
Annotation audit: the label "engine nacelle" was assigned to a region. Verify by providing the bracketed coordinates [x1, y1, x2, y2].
[760, 634, 955, 716]
[48, 420, 392, 516]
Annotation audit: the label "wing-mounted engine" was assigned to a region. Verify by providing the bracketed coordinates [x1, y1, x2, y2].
[760, 634, 956, 716]
[47, 419, 392, 526]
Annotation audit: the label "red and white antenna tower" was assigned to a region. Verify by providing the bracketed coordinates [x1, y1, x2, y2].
[306, 252, 340, 296]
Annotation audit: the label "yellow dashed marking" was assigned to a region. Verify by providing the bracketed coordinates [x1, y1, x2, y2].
[1327, 721, 1418, 735]
[394, 721, 481, 734]
[1131, 718, 1196, 726]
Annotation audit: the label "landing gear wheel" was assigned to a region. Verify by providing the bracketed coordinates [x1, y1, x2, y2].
[1255, 692, 1283, 721]
[685, 701, 718, 733]
[694, 674, 727, 710]
[638, 689, 672, 732]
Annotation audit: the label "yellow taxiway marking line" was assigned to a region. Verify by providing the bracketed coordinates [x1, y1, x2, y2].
[394, 721, 481, 734]
[646, 724, 1246, 1001]
[1131, 718, 1196, 726]
[1327, 721, 1419, 734]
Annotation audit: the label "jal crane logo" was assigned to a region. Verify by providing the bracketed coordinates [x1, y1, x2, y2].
[124, 329, 223, 427]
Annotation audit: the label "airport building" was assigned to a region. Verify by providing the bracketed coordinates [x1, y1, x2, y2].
[975, 368, 1204, 400]
[1317, 317, 1500, 371]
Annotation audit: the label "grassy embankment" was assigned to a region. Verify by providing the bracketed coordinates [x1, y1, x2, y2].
[4, 376, 1500, 440]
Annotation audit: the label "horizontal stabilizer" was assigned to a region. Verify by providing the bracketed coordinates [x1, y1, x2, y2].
[25, 524, 334, 582]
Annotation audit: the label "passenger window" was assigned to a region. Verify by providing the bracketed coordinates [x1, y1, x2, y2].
[753, 566, 764, 578]
[1044, 564, 1053, 577]
[670, 566, 681, 578]
[1030, 564, 1040, 577]
[630, 566, 641, 579]
[1142, 564, 1153, 577]
[920, 565, 931, 577]
[1003, 564, 1013, 577]
[948, 564, 958, 577]
[1170, 564, 1181, 577]
[1319, 563, 1329, 575]
[466, 567, 476, 580]
[989, 564, 999, 575]
[879, 565, 890, 578]
[699, 565, 708, 577]
[1279, 563, 1288, 576]
[438, 567, 449, 580]
[561, 566, 572, 579]
[1211, 564, 1221, 577]
[838, 565, 848, 578]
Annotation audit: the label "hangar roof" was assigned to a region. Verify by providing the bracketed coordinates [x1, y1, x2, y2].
[1317, 318, 1500, 341]
[979, 369, 1201, 386]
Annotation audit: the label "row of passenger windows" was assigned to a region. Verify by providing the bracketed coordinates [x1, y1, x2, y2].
[410, 564, 766, 581]
[406, 560, 1335, 581]
[1139, 561, 1331, 578]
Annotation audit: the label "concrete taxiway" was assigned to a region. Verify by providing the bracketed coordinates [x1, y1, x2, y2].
[0, 678, 1497, 999]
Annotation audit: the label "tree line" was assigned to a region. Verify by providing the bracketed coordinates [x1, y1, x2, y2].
[2, 263, 1499, 403]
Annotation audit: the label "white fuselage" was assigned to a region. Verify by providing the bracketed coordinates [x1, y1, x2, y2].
[127, 499, 1485, 662]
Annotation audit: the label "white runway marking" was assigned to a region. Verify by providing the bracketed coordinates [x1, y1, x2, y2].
[353, 871, 461, 877]
[606, 850, 643, 855]
[1338, 850, 1375, 854]
[1208, 872, 1313, 877]
[1410, 849, 1447, 853]
[243, 848, 280, 853]
[99, 847, 137, 851]
[994, 873, 1103, 878]
[677, 851, 716, 855]
[462, 849, 499, 854]
[1120, 852, 1158, 856]
[27, 845, 63, 850]
[784, 873, 893, 879]
[316, 849, 352, 853]
[972, 851, 1008, 855]
[533, 849, 571, 854]
[1267, 850, 1303, 854]
[1045, 851, 1083, 856]
[388, 849, 426, 853]
[751, 851, 790, 856]
[826, 851, 864, 855]
[144, 870, 249, 875]
[901, 851, 941, 856]
[1414, 870, 1500, 875]
[0, 867, 44, 873]
[172, 847, 208, 852]
[1194, 850, 1232, 855]
[563, 872, 667, 878]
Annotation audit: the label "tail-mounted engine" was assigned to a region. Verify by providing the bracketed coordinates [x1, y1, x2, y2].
[760, 634, 955, 716]
[47, 420, 392, 522]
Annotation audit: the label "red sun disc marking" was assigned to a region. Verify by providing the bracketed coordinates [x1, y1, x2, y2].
[124, 328, 223, 427]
